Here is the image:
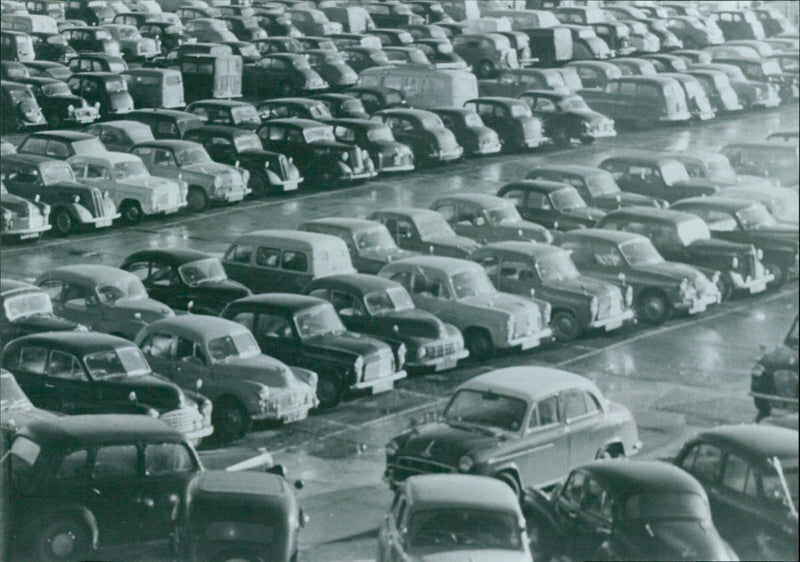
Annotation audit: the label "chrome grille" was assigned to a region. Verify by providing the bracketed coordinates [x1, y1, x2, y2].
[513, 309, 538, 338]
[160, 407, 205, 434]
[364, 350, 393, 381]
[598, 291, 623, 320]
[279, 155, 290, 180]
[350, 148, 364, 171]
[158, 190, 179, 207]
[92, 190, 105, 217]
[394, 456, 454, 475]
[425, 339, 458, 359]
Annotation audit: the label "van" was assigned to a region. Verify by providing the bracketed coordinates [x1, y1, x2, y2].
[321, 5, 375, 34]
[482, 8, 561, 30]
[179, 53, 242, 101]
[122, 68, 185, 108]
[460, 17, 512, 34]
[0, 30, 35, 62]
[358, 66, 478, 109]
[524, 27, 573, 67]
[222, 230, 357, 294]
[580, 75, 691, 126]
[1, 14, 59, 35]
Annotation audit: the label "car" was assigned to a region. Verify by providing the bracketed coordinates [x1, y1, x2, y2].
[556, 229, 721, 324]
[298, 217, 417, 274]
[471, 242, 634, 342]
[287, 7, 342, 36]
[0, 278, 85, 343]
[1, 368, 57, 431]
[256, 119, 376, 186]
[715, 56, 798, 103]
[689, 62, 780, 109]
[671, 197, 798, 288]
[524, 461, 737, 562]
[377, 256, 550, 358]
[311, 92, 369, 119]
[301, 49, 359, 89]
[720, 141, 799, 187]
[674, 424, 798, 560]
[339, 45, 391, 73]
[712, 10, 766, 41]
[684, 67, 744, 113]
[35, 265, 174, 340]
[364, 2, 424, 28]
[220, 40, 261, 63]
[16, 130, 106, 160]
[297, 36, 339, 52]
[68, 53, 129, 76]
[252, 36, 304, 56]
[220, 16, 267, 42]
[83, 120, 155, 153]
[221, 294, 406, 408]
[0, 80, 47, 134]
[565, 60, 624, 90]
[28, 30, 77, 64]
[720, 185, 798, 226]
[372, 27, 416, 47]
[383, 45, 433, 67]
[138, 21, 189, 54]
[598, 207, 773, 300]
[185, 99, 261, 131]
[1, 153, 119, 236]
[346, 85, 407, 114]
[479, 68, 571, 99]
[326, 118, 415, 174]
[1, 181, 51, 241]
[666, 16, 725, 49]
[130, 140, 250, 212]
[377, 474, 533, 562]
[61, 25, 121, 56]
[242, 53, 328, 98]
[430, 193, 552, 244]
[517, 90, 615, 147]
[67, 72, 134, 118]
[137, 315, 318, 439]
[22, 60, 72, 81]
[463, 97, 544, 152]
[14, 77, 100, 128]
[430, 106, 502, 156]
[496, 180, 606, 231]
[256, 97, 333, 122]
[5, 415, 204, 561]
[414, 37, 468, 70]
[751, 315, 798, 419]
[182, 125, 303, 196]
[183, 18, 237, 43]
[126, 108, 205, 140]
[100, 23, 161, 61]
[656, 72, 716, 120]
[370, 108, 462, 166]
[524, 164, 667, 211]
[670, 150, 776, 190]
[384, 367, 639, 494]
[368, 207, 479, 259]
[304, 274, 468, 372]
[752, 7, 798, 37]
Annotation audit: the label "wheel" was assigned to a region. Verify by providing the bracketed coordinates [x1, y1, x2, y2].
[716, 274, 734, 301]
[248, 171, 269, 198]
[465, 328, 493, 360]
[551, 311, 582, 342]
[212, 397, 251, 441]
[29, 514, 91, 562]
[316, 376, 343, 408]
[186, 187, 209, 213]
[551, 128, 571, 148]
[120, 201, 143, 225]
[52, 209, 74, 237]
[763, 259, 787, 290]
[495, 472, 520, 497]
[476, 60, 494, 79]
[278, 80, 295, 96]
[636, 291, 672, 325]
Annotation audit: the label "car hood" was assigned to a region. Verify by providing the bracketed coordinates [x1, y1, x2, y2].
[111, 297, 174, 322]
[687, 237, 751, 256]
[216, 355, 309, 390]
[559, 206, 606, 222]
[412, 549, 531, 562]
[9, 313, 83, 333]
[547, 275, 619, 300]
[632, 260, 706, 283]
[97, 371, 185, 410]
[371, 308, 447, 339]
[2, 194, 38, 215]
[492, 221, 551, 242]
[459, 292, 535, 315]
[593, 191, 660, 208]
[359, 246, 417, 263]
[399, 421, 502, 466]
[424, 234, 480, 252]
[628, 520, 732, 561]
[182, 161, 238, 176]
[117, 175, 180, 192]
[758, 341, 798, 369]
[303, 330, 389, 357]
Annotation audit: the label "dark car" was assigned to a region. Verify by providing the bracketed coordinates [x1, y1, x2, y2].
[302, 49, 359, 90]
[347, 85, 407, 114]
[242, 53, 328, 98]
[252, 36, 303, 56]
[61, 26, 121, 57]
[712, 10, 766, 41]
[753, 7, 798, 37]
[0, 179, 51, 241]
[564, 60, 623, 89]
[221, 294, 406, 407]
[524, 461, 737, 562]
[305, 274, 468, 371]
[29, 31, 76, 63]
[2, 62, 30, 82]
[220, 40, 262, 63]
[497, 180, 606, 231]
[364, 3, 423, 27]
[67, 72, 134, 119]
[675, 424, 798, 560]
[255, 11, 301, 37]
[598, 207, 773, 299]
[120, 249, 251, 315]
[256, 118, 376, 186]
[591, 21, 636, 57]
[1, 278, 85, 342]
[16, 76, 99, 128]
[370, 108, 462, 165]
[368, 207, 479, 259]
[23, 60, 72, 81]
[0, 80, 47, 133]
[715, 56, 798, 103]
[185, 99, 261, 131]
[464, 97, 545, 152]
[16, 129, 106, 160]
[518, 89, 615, 147]
[751, 315, 798, 419]
[183, 125, 304, 196]
[311, 92, 369, 119]
[414, 37, 468, 70]
[671, 197, 799, 288]
[561, 24, 612, 61]
[1, 368, 57, 432]
[327, 118, 415, 174]
[556, 229, 721, 324]
[340, 46, 392, 73]
[220, 15, 268, 42]
[667, 15, 725, 49]
[256, 97, 333, 122]
[127, 108, 205, 140]
[478, 68, 571, 100]
[5, 415, 203, 561]
[139, 21, 190, 54]
[430, 106, 501, 156]
[68, 53, 128, 74]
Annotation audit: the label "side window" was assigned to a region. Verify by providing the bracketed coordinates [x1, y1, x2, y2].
[535, 97, 557, 112]
[396, 219, 415, 240]
[690, 443, 723, 483]
[560, 389, 589, 422]
[47, 351, 86, 381]
[529, 395, 559, 429]
[142, 332, 175, 360]
[93, 444, 139, 480]
[499, 259, 535, 282]
[390, 271, 412, 290]
[593, 243, 623, 268]
[256, 247, 280, 267]
[229, 312, 254, 332]
[679, 445, 699, 473]
[721, 454, 757, 497]
[225, 244, 253, 264]
[561, 471, 586, 507]
[86, 164, 108, 179]
[527, 192, 551, 210]
[55, 449, 89, 482]
[18, 346, 49, 374]
[476, 255, 499, 278]
[330, 291, 364, 317]
[20, 136, 48, 155]
[434, 204, 457, 223]
[619, 81, 637, 95]
[281, 251, 308, 272]
[125, 261, 151, 281]
[39, 279, 65, 301]
[637, 84, 660, 100]
[175, 336, 205, 364]
[145, 443, 194, 476]
[256, 313, 293, 339]
[152, 148, 176, 167]
[412, 276, 451, 299]
[584, 392, 601, 416]
[650, 225, 682, 249]
[500, 189, 525, 207]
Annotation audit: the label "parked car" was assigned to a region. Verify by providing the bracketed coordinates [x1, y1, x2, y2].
[751, 315, 798, 419]
[684, 67, 744, 112]
[183, 18, 237, 43]
[256, 97, 333, 122]
[1, 368, 57, 432]
[598, 207, 773, 299]
[363, 2, 423, 28]
[66, 72, 134, 119]
[327, 118, 415, 174]
[666, 15, 725, 49]
[121, 68, 185, 110]
[185, 99, 261, 131]
[525, 461, 736, 561]
[83, 121, 153, 154]
[287, 7, 342, 36]
[712, 10, 766, 40]
[368, 207, 479, 259]
[321, 5, 376, 34]
[560, 24, 612, 61]
[139, 21, 190, 54]
[720, 185, 798, 226]
[720, 141, 799, 187]
[479, 68, 571, 98]
[377, 474, 533, 562]
[252, 36, 303, 56]
[556, 229, 721, 324]
[674, 424, 798, 560]
[414, 37, 468, 70]
[1, 181, 50, 241]
[565, 60, 622, 90]
[462, 97, 544, 152]
[752, 7, 798, 37]
[0, 278, 85, 344]
[658, 72, 716, 120]
[0, 80, 46, 133]
[101, 23, 159, 61]
[580, 75, 692, 127]
[220, 16, 267, 42]
[346, 85, 407, 114]
[518, 89, 615, 147]
[430, 106, 501, 156]
[384, 367, 639, 493]
[689, 62, 780, 109]
[130, 139, 250, 212]
[243, 53, 328, 98]
[126, 108, 205, 140]
[670, 150, 776, 189]
[311, 92, 369, 119]
[1, 153, 118, 236]
[370, 108, 462, 166]
[496, 180, 606, 231]
[377, 257, 550, 358]
[302, 49, 359, 89]
[339, 45, 391, 73]
[16, 130, 106, 160]
[221, 294, 406, 407]
[716, 56, 798, 103]
[61, 26, 121, 56]
[609, 57, 658, 77]
[15, 76, 99, 129]
[383, 45, 433, 67]
[451, 33, 518, 79]
[591, 21, 636, 57]
[22, 60, 72, 81]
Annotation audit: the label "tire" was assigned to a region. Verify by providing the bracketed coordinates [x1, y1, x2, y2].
[717, 273, 734, 301]
[316, 376, 343, 409]
[476, 60, 494, 79]
[464, 328, 493, 360]
[120, 201, 143, 225]
[186, 187, 209, 213]
[248, 171, 269, 198]
[495, 471, 521, 497]
[763, 259, 787, 290]
[636, 290, 672, 325]
[596, 443, 623, 460]
[551, 128, 571, 148]
[551, 311, 582, 343]
[28, 514, 91, 562]
[213, 397, 251, 441]
[52, 209, 74, 237]
[278, 80, 295, 96]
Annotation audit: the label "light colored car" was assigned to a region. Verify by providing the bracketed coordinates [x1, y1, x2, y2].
[377, 474, 533, 562]
[35, 265, 174, 340]
[84, 120, 155, 152]
[100, 23, 160, 59]
[137, 315, 318, 440]
[368, 207, 480, 259]
[384, 367, 641, 494]
[720, 185, 798, 225]
[68, 151, 187, 225]
[378, 256, 551, 358]
[1, 181, 51, 240]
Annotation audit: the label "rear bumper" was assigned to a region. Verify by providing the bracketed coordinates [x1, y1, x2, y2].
[589, 309, 635, 331]
[730, 271, 774, 293]
[352, 369, 407, 392]
[498, 327, 553, 351]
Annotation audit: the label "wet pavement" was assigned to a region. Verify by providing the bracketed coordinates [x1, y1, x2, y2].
[2, 105, 798, 561]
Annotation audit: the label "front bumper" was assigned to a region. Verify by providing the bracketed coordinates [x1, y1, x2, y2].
[659, 110, 693, 122]
[211, 187, 249, 203]
[583, 128, 616, 139]
[340, 168, 378, 182]
[674, 292, 720, 314]
[589, 308, 635, 332]
[273, 178, 302, 192]
[731, 271, 774, 294]
[66, 108, 99, 125]
[252, 403, 313, 423]
[499, 327, 553, 351]
[3, 216, 52, 239]
[433, 146, 463, 162]
[353, 369, 407, 393]
[472, 140, 502, 155]
[151, 200, 187, 216]
[87, 212, 121, 229]
[407, 348, 469, 371]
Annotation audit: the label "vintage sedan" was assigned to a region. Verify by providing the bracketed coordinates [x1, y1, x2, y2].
[311, 92, 369, 119]
[183, 125, 303, 196]
[524, 461, 736, 562]
[257, 97, 333, 121]
[598, 207, 773, 300]
[721, 185, 798, 226]
[671, 150, 776, 190]
[671, 197, 799, 288]
[370, 108, 462, 166]
[659, 72, 717, 120]
[299, 217, 416, 274]
[68, 152, 187, 225]
[751, 315, 798, 419]
[127, 109, 205, 140]
[368, 207, 479, 259]
[557, 229, 721, 324]
[1, 153, 119, 236]
[497, 180, 606, 231]
[1, 181, 51, 241]
[347, 85, 408, 114]
[689, 63, 780, 110]
[35, 265, 174, 340]
[430, 194, 552, 243]
[302, 49, 359, 89]
[479, 68, 572, 98]
[384, 367, 639, 494]
[83, 120, 155, 153]
[15, 77, 99, 129]
[305, 274, 467, 371]
[715, 56, 798, 103]
[243, 53, 328, 98]
[377, 475, 533, 562]
[67, 72, 134, 119]
[430, 106, 501, 156]
[667, 16, 725, 49]
[2, 335, 212, 440]
[683, 67, 744, 112]
[137, 316, 318, 439]
[1, 369, 57, 431]
[675, 424, 798, 561]
[518, 89, 615, 147]
[340, 46, 392, 73]
[463, 97, 544, 152]
[101, 23, 160, 61]
[130, 140, 250, 212]
[720, 141, 799, 187]
[221, 294, 406, 408]
[378, 256, 550, 358]
[23, 61, 72, 81]
[565, 60, 623, 89]
[185, 99, 262, 131]
[16, 130, 107, 160]
[471, 242, 634, 342]
[68, 53, 128, 75]
[0, 279, 85, 342]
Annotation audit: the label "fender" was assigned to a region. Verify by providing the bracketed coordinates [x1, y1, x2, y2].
[52, 202, 93, 223]
[21, 500, 100, 550]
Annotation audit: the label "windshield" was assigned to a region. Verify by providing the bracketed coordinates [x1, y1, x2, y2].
[701, 155, 738, 182]
[233, 133, 262, 152]
[41, 82, 71, 96]
[73, 137, 106, 155]
[451, 270, 496, 299]
[662, 161, 690, 185]
[408, 509, 523, 552]
[510, 103, 531, 118]
[356, 226, 397, 251]
[3, 292, 53, 321]
[1, 374, 33, 411]
[176, 146, 212, 165]
[620, 239, 663, 266]
[342, 99, 365, 114]
[112, 160, 149, 180]
[417, 214, 454, 239]
[366, 125, 393, 142]
[364, 287, 415, 314]
[96, 277, 148, 303]
[177, 258, 227, 286]
[239, 44, 259, 58]
[116, 26, 140, 39]
[677, 218, 711, 245]
[485, 204, 522, 224]
[536, 252, 580, 282]
[207, 330, 261, 361]
[736, 203, 777, 230]
[586, 172, 620, 196]
[303, 127, 336, 143]
[464, 113, 484, 127]
[624, 493, 711, 521]
[7, 88, 34, 105]
[231, 105, 260, 124]
[85, 347, 151, 379]
[558, 95, 590, 111]
[295, 304, 346, 338]
[104, 78, 127, 92]
[421, 115, 444, 129]
[551, 187, 587, 211]
[42, 163, 76, 185]
[444, 388, 527, 432]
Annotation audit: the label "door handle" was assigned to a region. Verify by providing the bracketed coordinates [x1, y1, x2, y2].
[44, 383, 56, 389]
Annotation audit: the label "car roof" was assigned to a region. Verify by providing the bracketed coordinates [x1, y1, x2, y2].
[326, 118, 383, 129]
[302, 216, 383, 231]
[308, 273, 398, 295]
[227, 293, 327, 314]
[193, 470, 285, 498]
[466, 96, 525, 106]
[129, 109, 200, 119]
[264, 118, 329, 129]
[434, 193, 512, 208]
[580, 460, 706, 498]
[500, 179, 572, 193]
[123, 248, 213, 266]
[373, 206, 443, 220]
[26, 130, 96, 141]
[70, 151, 141, 165]
[145, 314, 249, 342]
[18, 414, 182, 449]
[5, 331, 136, 355]
[91, 120, 155, 131]
[387, 255, 480, 275]
[561, 228, 643, 244]
[405, 474, 521, 513]
[693, 424, 798, 464]
[232, 228, 344, 248]
[601, 150, 682, 164]
[37, 264, 139, 285]
[530, 164, 607, 177]
[188, 124, 255, 137]
[602, 206, 700, 225]
[476, 241, 565, 260]
[673, 196, 754, 212]
[461, 367, 603, 402]
[262, 97, 326, 106]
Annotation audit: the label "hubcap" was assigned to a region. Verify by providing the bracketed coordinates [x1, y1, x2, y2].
[49, 531, 76, 558]
[644, 298, 664, 320]
[56, 213, 71, 232]
[554, 316, 577, 340]
[318, 380, 337, 404]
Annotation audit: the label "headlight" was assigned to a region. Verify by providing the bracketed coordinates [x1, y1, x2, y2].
[756, 248, 763, 260]
[731, 256, 739, 269]
[458, 455, 474, 472]
[213, 176, 223, 188]
[259, 386, 270, 400]
[67, 104, 75, 114]
[751, 363, 765, 378]
[354, 356, 364, 376]
[385, 439, 400, 456]
[625, 285, 633, 307]
[417, 346, 427, 360]
[589, 296, 599, 317]
[200, 399, 212, 417]
[680, 278, 689, 292]
[147, 408, 160, 418]
[397, 343, 406, 366]
[341, 152, 349, 162]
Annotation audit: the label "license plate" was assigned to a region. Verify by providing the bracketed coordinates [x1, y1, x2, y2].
[283, 410, 308, 423]
[95, 219, 112, 228]
[371, 379, 395, 394]
[283, 182, 299, 192]
[164, 208, 179, 215]
[19, 232, 38, 240]
[689, 301, 707, 314]
[227, 192, 244, 202]
[435, 357, 458, 371]
[749, 281, 768, 294]
[520, 338, 539, 351]
[604, 319, 623, 331]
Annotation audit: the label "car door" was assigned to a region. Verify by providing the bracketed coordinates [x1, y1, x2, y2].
[571, 474, 615, 557]
[133, 146, 181, 182]
[407, 271, 453, 321]
[496, 257, 536, 298]
[45, 349, 98, 414]
[328, 289, 370, 333]
[394, 216, 425, 253]
[55, 281, 105, 331]
[203, 134, 237, 164]
[141, 441, 197, 540]
[519, 190, 560, 228]
[560, 389, 606, 468]
[232, 309, 300, 367]
[7, 344, 55, 408]
[711, 451, 763, 541]
[516, 394, 569, 487]
[449, 202, 490, 242]
[170, 334, 211, 392]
